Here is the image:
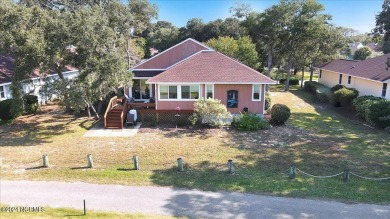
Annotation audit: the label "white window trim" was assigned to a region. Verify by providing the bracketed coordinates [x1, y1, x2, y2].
[158, 84, 200, 101]
[204, 84, 214, 99]
[252, 84, 262, 101]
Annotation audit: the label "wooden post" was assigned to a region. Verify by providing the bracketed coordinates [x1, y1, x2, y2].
[87, 154, 93, 168]
[177, 158, 184, 172]
[289, 166, 296, 179]
[133, 155, 139, 170]
[343, 169, 349, 182]
[42, 155, 49, 167]
[156, 113, 159, 123]
[228, 160, 234, 174]
[83, 199, 86, 215]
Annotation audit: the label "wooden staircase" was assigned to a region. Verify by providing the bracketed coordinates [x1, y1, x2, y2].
[105, 107, 123, 128]
[104, 96, 128, 129]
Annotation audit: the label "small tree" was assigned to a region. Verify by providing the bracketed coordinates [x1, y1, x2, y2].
[190, 98, 232, 127]
[353, 47, 372, 60]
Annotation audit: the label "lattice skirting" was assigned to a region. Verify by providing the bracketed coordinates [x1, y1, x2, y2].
[138, 112, 193, 124]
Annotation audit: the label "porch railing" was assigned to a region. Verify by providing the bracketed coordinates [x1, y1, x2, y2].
[120, 98, 128, 128]
[104, 96, 118, 128]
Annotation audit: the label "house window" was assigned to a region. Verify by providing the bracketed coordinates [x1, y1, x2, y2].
[132, 79, 150, 99]
[319, 70, 322, 78]
[227, 90, 238, 108]
[339, 74, 342, 84]
[0, 86, 4, 99]
[205, 84, 214, 99]
[159, 85, 177, 99]
[382, 83, 388, 97]
[348, 76, 351, 84]
[181, 85, 199, 99]
[252, 84, 261, 101]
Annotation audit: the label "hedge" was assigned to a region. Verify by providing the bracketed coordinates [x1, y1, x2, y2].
[352, 96, 390, 129]
[279, 78, 300, 85]
[304, 81, 331, 102]
[353, 95, 383, 118]
[332, 87, 359, 106]
[0, 99, 17, 120]
[330, 84, 345, 93]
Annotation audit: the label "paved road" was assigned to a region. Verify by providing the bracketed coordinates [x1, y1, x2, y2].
[1, 180, 389, 219]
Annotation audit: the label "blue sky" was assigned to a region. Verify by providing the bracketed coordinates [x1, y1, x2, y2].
[148, 0, 384, 34]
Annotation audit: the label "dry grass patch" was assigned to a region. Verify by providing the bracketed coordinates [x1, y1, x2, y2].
[1, 96, 390, 203]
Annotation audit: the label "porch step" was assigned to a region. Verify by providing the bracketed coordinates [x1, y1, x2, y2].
[105, 108, 124, 129]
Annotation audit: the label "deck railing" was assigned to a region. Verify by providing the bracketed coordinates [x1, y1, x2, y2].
[120, 99, 128, 128]
[104, 96, 118, 128]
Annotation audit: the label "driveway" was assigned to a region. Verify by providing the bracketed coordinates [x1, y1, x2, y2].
[1, 180, 389, 219]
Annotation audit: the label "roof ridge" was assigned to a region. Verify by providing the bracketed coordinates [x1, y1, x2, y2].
[131, 38, 213, 70]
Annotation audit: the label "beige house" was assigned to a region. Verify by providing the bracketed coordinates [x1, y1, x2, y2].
[317, 54, 390, 100]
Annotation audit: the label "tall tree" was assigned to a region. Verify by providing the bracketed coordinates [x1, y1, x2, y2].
[205, 36, 260, 69]
[374, 0, 390, 53]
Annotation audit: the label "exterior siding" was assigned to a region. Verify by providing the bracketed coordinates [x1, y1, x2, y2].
[214, 84, 264, 114]
[319, 69, 387, 99]
[0, 71, 79, 103]
[155, 85, 196, 110]
[155, 83, 264, 114]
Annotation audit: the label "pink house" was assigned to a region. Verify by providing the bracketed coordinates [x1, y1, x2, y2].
[127, 38, 276, 115]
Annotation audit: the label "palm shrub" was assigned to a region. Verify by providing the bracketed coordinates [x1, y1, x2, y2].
[233, 113, 270, 131]
[190, 98, 232, 127]
[270, 104, 291, 124]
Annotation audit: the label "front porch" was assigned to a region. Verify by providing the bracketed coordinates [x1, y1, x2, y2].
[103, 96, 193, 129]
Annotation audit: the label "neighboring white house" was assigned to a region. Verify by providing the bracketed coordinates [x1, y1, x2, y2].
[0, 55, 79, 104]
[317, 53, 390, 100]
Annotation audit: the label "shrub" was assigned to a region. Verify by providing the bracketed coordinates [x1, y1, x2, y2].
[279, 78, 299, 85]
[332, 87, 359, 106]
[0, 99, 21, 120]
[330, 84, 345, 92]
[270, 104, 291, 124]
[190, 98, 232, 127]
[304, 81, 331, 103]
[0, 99, 13, 120]
[23, 94, 39, 114]
[365, 100, 390, 129]
[265, 93, 271, 111]
[234, 113, 270, 131]
[353, 95, 383, 118]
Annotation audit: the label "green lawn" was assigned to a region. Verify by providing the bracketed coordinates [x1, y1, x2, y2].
[0, 206, 181, 219]
[0, 92, 389, 204]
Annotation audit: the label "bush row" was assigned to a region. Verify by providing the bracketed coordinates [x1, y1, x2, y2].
[304, 81, 331, 102]
[353, 96, 390, 129]
[279, 78, 300, 85]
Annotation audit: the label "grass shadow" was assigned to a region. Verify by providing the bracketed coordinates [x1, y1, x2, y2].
[71, 166, 91, 170]
[117, 168, 136, 171]
[25, 166, 47, 170]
